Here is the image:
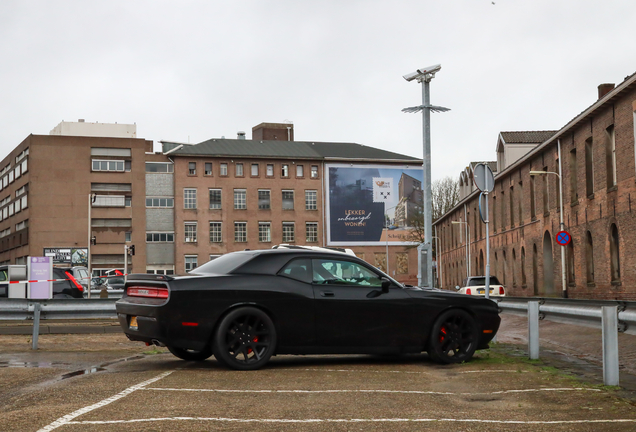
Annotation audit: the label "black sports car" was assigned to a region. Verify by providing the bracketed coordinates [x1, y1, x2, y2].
[116, 249, 500, 370]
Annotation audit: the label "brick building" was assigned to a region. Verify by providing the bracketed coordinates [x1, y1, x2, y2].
[435, 73, 636, 300]
[0, 121, 423, 284]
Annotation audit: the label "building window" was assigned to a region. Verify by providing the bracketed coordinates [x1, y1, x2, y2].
[205, 163, 212, 176]
[606, 125, 617, 188]
[518, 181, 523, 224]
[185, 222, 197, 243]
[567, 241, 575, 286]
[521, 246, 527, 287]
[500, 190, 505, 228]
[585, 137, 594, 197]
[125, 196, 132, 207]
[185, 255, 198, 273]
[610, 223, 621, 283]
[184, 188, 197, 209]
[542, 166, 549, 215]
[209, 222, 222, 243]
[305, 190, 317, 210]
[188, 162, 196, 175]
[234, 189, 246, 209]
[146, 197, 174, 208]
[146, 232, 175, 242]
[125, 231, 131, 242]
[92, 160, 126, 172]
[93, 195, 126, 207]
[259, 222, 271, 242]
[492, 196, 497, 232]
[569, 148, 578, 203]
[209, 189, 222, 209]
[220, 163, 228, 176]
[281, 164, 289, 177]
[282, 222, 295, 242]
[306, 222, 318, 242]
[586, 230, 594, 283]
[266, 164, 274, 177]
[296, 165, 304, 177]
[234, 222, 247, 242]
[258, 190, 271, 209]
[251, 164, 259, 176]
[235, 163, 244, 177]
[530, 175, 536, 219]
[146, 162, 174, 173]
[509, 186, 514, 227]
[311, 165, 319, 178]
[282, 190, 294, 210]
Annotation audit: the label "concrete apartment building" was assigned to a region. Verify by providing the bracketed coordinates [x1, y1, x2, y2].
[435, 73, 636, 300]
[0, 121, 423, 284]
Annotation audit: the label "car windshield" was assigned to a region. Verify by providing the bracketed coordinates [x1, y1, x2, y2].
[191, 252, 255, 275]
[468, 276, 501, 286]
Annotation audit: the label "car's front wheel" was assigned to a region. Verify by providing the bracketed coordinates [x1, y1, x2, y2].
[167, 345, 213, 361]
[212, 307, 277, 370]
[427, 309, 478, 364]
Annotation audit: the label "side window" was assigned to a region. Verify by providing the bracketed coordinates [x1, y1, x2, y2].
[312, 259, 382, 287]
[278, 258, 312, 283]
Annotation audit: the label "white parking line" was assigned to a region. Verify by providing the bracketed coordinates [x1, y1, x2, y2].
[65, 417, 636, 425]
[141, 387, 600, 396]
[36, 371, 173, 432]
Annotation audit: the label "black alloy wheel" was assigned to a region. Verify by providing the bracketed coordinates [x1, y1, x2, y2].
[427, 309, 478, 364]
[212, 307, 277, 370]
[167, 345, 213, 361]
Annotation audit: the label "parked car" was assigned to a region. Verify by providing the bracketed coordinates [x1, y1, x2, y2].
[52, 267, 89, 298]
[116, 248, 500, 370]
[102, 269, 125, 290]
[456, 276, 506, 297]
[272, 244, 356, 256]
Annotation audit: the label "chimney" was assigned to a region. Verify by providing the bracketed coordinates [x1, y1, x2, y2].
[598, 83, 615, 99]
[237, 131, 246, 140]
[252, 122, 294, 141]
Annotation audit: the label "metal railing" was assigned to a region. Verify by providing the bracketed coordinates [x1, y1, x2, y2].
[497, 297, 636, 386]
[0, 298, 117, 321]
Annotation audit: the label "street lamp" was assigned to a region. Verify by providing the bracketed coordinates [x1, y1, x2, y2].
[402, 64, 450, 288]
[530, 162, 567, 298]
[451, 221, 471, 279]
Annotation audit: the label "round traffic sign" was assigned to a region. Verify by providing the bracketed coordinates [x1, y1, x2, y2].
[473, 163, 495, 193]
[556, 231, 571, 246]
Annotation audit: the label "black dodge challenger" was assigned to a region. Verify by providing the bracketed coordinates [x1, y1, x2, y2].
[116, 248, 500, 370]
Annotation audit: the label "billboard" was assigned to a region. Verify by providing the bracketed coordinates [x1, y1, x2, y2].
[326, 164, 424, 246]
[43, 248, 88, 266]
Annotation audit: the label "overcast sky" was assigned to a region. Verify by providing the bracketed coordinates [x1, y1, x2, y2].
[1, 0, 635, 181]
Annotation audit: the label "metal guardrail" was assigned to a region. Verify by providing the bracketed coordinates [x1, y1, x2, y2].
[0, 298, 117, 320]
[497, 297, 636, 335]
[495, 297, 636, 386]
[87, 289, 123, 299]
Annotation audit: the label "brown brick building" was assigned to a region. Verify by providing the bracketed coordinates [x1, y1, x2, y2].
[435, 73, 636, 300]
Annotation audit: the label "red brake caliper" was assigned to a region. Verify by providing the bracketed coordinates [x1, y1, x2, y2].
[439, 327, 447, 343]
[247, 337, 258, 354]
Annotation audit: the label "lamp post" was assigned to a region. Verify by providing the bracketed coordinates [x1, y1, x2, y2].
[451, 221, 470, 279]
[531, 159, 567, 298]
[402, 64, 450, 288]
[87, 193, 95, 299]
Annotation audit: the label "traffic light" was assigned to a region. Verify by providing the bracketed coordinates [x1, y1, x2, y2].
[128, 245, 135, 256]
[90, 236, 97, 245]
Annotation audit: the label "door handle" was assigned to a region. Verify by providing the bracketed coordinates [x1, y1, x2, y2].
[320, 291, 335, 297]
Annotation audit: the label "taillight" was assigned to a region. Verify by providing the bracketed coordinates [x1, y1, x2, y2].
[499, 286, 505, 295]
[65, 271, 84, 291]
[127, 286, 169, 299]
[466, 288, 472, 295]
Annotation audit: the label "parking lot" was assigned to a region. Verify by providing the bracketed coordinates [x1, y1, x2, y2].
[2, 320, 636, 432]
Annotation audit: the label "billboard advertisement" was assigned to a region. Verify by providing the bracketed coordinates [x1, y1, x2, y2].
[326, 164, 424, 246]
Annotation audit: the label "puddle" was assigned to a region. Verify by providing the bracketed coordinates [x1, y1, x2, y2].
[0, 361, 69, 368]
[61, 367, 107, 379]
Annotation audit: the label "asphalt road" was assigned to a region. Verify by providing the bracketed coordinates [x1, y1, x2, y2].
[1, 320, 636, 431]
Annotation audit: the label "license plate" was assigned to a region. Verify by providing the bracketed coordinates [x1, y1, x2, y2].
[477, 288, 492, 294]
[129, 316, 138, 330]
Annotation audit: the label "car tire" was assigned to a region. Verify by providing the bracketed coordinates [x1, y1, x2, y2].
[212, 307, 277, 370]
[427, 309, 479, 364]
[167, 345, 213, 362]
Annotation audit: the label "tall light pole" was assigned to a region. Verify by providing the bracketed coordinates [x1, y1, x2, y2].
[451, 220, 471, 279]
[87, 193, 95, 298]
[531, 156, 567, 298]
[403, 64, 450, 288]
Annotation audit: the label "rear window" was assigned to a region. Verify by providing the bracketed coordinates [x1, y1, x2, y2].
[190, 252, 255, 275]
[468, 276, 501, 286]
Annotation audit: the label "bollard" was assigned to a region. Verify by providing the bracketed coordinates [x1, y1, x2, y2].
[602, 306, 619, 386]
[528, 301, 540, 360]
[32, 302, 41, 350]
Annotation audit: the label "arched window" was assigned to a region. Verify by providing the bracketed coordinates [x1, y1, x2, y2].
[502, 250, 507, 286]
[512, 249, 517, 287]
[586, 231, 595, 284]
[567, 241, 575, 285]
[532, 244, 538, 295]
[521, 247, 527, 287]
[610, 224, 620, 283]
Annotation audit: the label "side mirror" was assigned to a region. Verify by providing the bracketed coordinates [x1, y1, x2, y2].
[455, 285, 460, 291]
[381, 278, 391, 293]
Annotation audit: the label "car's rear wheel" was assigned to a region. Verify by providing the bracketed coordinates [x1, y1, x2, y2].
[212, 307, 277, 370]
[167, 345, 213, 361]
[427, 309, 478, 364]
